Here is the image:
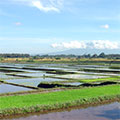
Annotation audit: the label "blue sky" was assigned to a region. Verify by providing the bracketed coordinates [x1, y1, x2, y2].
[0, 0, 120, 54]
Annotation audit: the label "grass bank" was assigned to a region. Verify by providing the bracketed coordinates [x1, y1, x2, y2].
[109, 66, 120, 69]
[48, 76, 120, 83]
[80, 76, 120, 83]
[80, 68, 120, 73]
[0, 85, 120, 117]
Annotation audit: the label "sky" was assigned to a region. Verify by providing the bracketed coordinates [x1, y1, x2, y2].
[0, 0, 120, 54]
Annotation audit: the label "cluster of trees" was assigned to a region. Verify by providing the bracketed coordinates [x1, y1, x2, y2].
[79, 53, 120, 59]
[0, 53, 120, 59]
[78, 53, 120, 59]
[0, 54, 30, 58]
[33, 53, 120, 59]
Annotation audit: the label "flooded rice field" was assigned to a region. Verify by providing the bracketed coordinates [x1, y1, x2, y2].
[64, 82, 83, 86]
[54, 74, 107, 79]
[5, 102, 120, 120]
[5, 78, 65, 87]
[77, 71, 120, 76]
[0, 83, 32, 93]
[0, 72, 16, 79]
[0, 63, 120, 94]
[83, 67, 120, 72]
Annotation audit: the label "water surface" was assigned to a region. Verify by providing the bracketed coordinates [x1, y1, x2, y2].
[54, 74, 107, 79]
[6, 102, 120, 120]
[5, 78, 65, 87]
[0, 83, 32, 93]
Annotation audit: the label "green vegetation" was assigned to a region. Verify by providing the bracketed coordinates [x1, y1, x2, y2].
[80, 76, 120, 83]
[80, 68, 120, 73]
[0, 85, 119, 117]
[48, 76, 120, 84]
[109, 66, 120, 69]
[27, 58, 34, 62]
[0, 53, 30, 58]
[0, 59, 120, 118]
[1, 53, 120, 59]
[0, 53, 120, 66]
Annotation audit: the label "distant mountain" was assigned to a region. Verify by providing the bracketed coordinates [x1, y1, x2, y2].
[49, 48, 120, 55]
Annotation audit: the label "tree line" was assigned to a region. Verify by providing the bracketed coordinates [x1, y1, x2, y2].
[0, 53, 120, 59]
[33, 52, 120, 59]
[0, 54, 30, 58]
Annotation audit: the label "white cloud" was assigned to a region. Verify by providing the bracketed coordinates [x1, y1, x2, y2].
[100, 24, 109, 29]
[52, 41, 87, 49]
[11, 0, 63, 12]
[15, 22, 22, 26]
[52, 40, 120, 49]
[32, 0, 59, 12]
[91, 40, 119, 49]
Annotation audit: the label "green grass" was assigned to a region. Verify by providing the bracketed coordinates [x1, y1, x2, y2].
[0, 85, 119, 112]
[109, 66, 120, 69]
[80, 76, 120, 83]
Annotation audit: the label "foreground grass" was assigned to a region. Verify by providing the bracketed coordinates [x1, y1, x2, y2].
[0, 85, 120, 117]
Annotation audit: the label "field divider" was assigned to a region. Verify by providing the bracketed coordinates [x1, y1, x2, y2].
[2, 81, 38, 89]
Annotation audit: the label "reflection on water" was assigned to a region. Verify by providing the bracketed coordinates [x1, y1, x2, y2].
[64, 82, 83, 86]
[84, 68, 120, 72]
[0, 72, 15, 79]
[5, 102, 120, 120]
[5, 78, 64, 87]
[0, 63, 120, 94]
[96, 108, 120, 120]
[55, 74, 107, 79]
[0, 84, 32, 93]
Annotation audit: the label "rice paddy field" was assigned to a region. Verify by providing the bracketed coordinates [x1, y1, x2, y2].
[0, 60, 120, 119]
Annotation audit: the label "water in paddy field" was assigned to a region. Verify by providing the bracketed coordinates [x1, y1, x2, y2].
[64, 82, 83, 86]
[5, 78, 65, 87]
[5, 102, 120, 120]
[54, 74, 107, 79]
[0, 63, 120, 94]
[0, 83, 33, 93]
[0, 72, 15, 79]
